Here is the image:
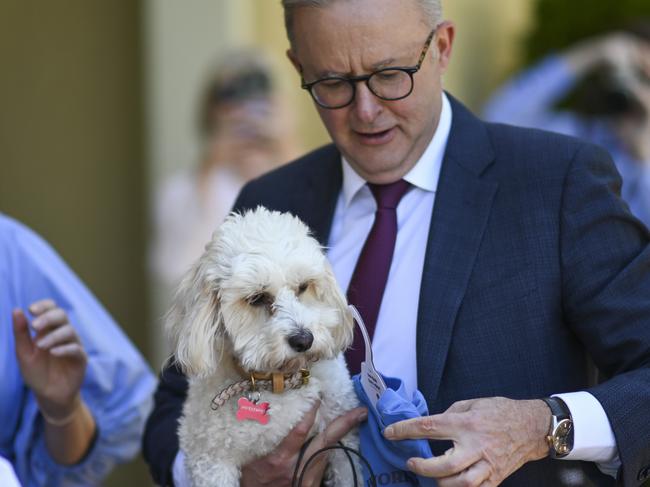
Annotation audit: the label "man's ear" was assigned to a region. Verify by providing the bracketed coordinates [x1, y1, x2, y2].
[286, 49, 303, 75]
[435, 21, 455, 74]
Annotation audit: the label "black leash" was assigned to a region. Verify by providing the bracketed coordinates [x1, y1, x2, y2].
[291, 439, 377, 487]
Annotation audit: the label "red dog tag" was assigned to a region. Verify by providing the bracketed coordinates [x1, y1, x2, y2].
[236, 397, 270, 425]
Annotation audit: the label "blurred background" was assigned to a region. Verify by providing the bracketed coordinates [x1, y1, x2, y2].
[1, 1, 648, 485]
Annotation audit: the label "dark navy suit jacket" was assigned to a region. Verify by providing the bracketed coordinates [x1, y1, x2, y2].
[143, 97, 650, 486]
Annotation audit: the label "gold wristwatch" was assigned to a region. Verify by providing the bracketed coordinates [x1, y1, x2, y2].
[542, 397, 574, 458]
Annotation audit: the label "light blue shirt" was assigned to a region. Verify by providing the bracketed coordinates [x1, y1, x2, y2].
[484, 55, 650, 228]
[0, 214, 156, 486]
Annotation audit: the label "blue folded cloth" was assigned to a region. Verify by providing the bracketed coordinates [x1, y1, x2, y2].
[353, 374, 437, 487]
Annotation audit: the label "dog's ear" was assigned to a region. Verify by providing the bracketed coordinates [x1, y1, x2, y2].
[322, 263, 355, 351]
[165, 258, 224, 377]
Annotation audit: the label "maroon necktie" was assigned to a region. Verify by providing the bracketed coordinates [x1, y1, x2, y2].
[345, 179, 411, 375]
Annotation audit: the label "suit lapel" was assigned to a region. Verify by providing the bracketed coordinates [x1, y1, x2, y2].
[416, 97, 499, 405]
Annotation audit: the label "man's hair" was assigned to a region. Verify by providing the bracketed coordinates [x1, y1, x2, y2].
[281, 0, 443, 47]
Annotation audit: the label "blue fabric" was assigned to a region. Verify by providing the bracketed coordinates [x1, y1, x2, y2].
[353, 375, 436, 487]
[0, 214, 157, 486]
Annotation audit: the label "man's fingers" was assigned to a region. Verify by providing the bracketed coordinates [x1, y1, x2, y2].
[31, 307, 68, 332]
[437, 460, 492, 487]
[384, 412, 461, 441]
[36, 324, 79, 350]
[275, 400, 321, 456]
[407, 447, 482, 479]
[28, 299, 57, 316]
[12, 309, 35, 359]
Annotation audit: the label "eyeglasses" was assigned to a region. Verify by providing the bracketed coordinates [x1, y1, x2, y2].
[301, 28, 437, 109]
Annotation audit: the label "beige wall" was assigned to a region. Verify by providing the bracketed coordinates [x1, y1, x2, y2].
[445, 0, 535, 108]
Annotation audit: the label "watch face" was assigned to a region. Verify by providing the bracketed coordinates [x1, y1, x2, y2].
[552, 419, 573, 456]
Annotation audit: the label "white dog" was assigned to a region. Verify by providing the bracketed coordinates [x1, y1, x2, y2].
[167, 207, 360, 486]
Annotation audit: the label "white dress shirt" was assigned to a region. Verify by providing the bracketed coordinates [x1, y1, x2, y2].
[173, 94, 619, 485]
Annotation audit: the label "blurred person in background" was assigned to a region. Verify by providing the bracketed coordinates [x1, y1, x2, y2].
[150, 48, 299, 291]
[1, 213, 156, 486]
[484, 0, 650, 227]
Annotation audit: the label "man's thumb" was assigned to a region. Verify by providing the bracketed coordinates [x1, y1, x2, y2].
[12, 309, 34, 360]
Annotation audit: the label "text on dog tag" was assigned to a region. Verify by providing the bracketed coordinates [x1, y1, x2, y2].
[236, 397, 270, 425]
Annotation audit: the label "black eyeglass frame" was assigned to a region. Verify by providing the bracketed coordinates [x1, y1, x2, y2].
[300, 27, 438, 109]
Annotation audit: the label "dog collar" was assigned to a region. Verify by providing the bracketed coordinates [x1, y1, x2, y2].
[249, 371, 306, 394]
[232, 359, 310, 394]
[211, 368, 310, 411]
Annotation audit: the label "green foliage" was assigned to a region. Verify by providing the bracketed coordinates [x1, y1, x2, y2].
[525, 0, 650, 63]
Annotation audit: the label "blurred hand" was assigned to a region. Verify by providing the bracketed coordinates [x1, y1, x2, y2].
[13, 300, 87, 421]
[567, 32, 650, 84]
[595, 33, 650, 159]
[240, 401, 367, 487]
[566, 32, 650, 159]
[384, 397, 550, 487]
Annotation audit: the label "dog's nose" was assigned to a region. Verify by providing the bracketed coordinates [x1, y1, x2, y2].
[287, 330, 314, 352]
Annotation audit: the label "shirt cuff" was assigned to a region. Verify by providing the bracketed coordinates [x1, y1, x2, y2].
[173, 449, 191, 487]
[553, 391, 619, 465]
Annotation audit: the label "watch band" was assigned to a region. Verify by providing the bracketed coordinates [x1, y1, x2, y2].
[542, 396, 570, 421]
[542, 397, 574, 458]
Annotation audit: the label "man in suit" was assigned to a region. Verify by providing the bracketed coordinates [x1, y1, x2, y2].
[143, 0, 650, 485]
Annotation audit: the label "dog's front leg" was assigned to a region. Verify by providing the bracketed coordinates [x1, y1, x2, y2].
[187, 458, 240, 487]
[323, 430, 362, 487]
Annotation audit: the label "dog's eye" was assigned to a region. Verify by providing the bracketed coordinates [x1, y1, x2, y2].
[247, 292, 272, 307]
[297, 282, 310, 295]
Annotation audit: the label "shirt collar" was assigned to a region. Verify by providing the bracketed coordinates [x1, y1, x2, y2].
[341, 93, 453, 207]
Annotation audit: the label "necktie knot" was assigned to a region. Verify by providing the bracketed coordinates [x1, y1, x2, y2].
[369, 179, 411, 210]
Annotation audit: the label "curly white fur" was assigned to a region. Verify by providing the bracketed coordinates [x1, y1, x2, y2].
[167, 207, 360, 486]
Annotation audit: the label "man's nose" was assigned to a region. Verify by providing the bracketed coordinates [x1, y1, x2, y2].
[352, 83, 382, 123]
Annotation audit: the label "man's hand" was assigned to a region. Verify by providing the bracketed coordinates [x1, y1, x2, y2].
[13, 300, 87, 421]
[240, 401, 367, 487]
[566, 32, 650, 76]
[384, 397, 550, 487]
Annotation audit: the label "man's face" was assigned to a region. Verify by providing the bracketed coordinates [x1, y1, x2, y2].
[288, 0, 454, 184]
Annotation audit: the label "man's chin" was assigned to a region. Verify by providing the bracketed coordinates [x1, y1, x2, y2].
[347, 154, 413, 184]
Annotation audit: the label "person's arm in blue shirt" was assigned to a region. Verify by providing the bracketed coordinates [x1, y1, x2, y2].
[1, 215, 157, 486]
[482, 53, 580, 132]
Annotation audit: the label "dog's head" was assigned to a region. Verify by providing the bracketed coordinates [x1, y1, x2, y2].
[167, 206, 353, 377]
